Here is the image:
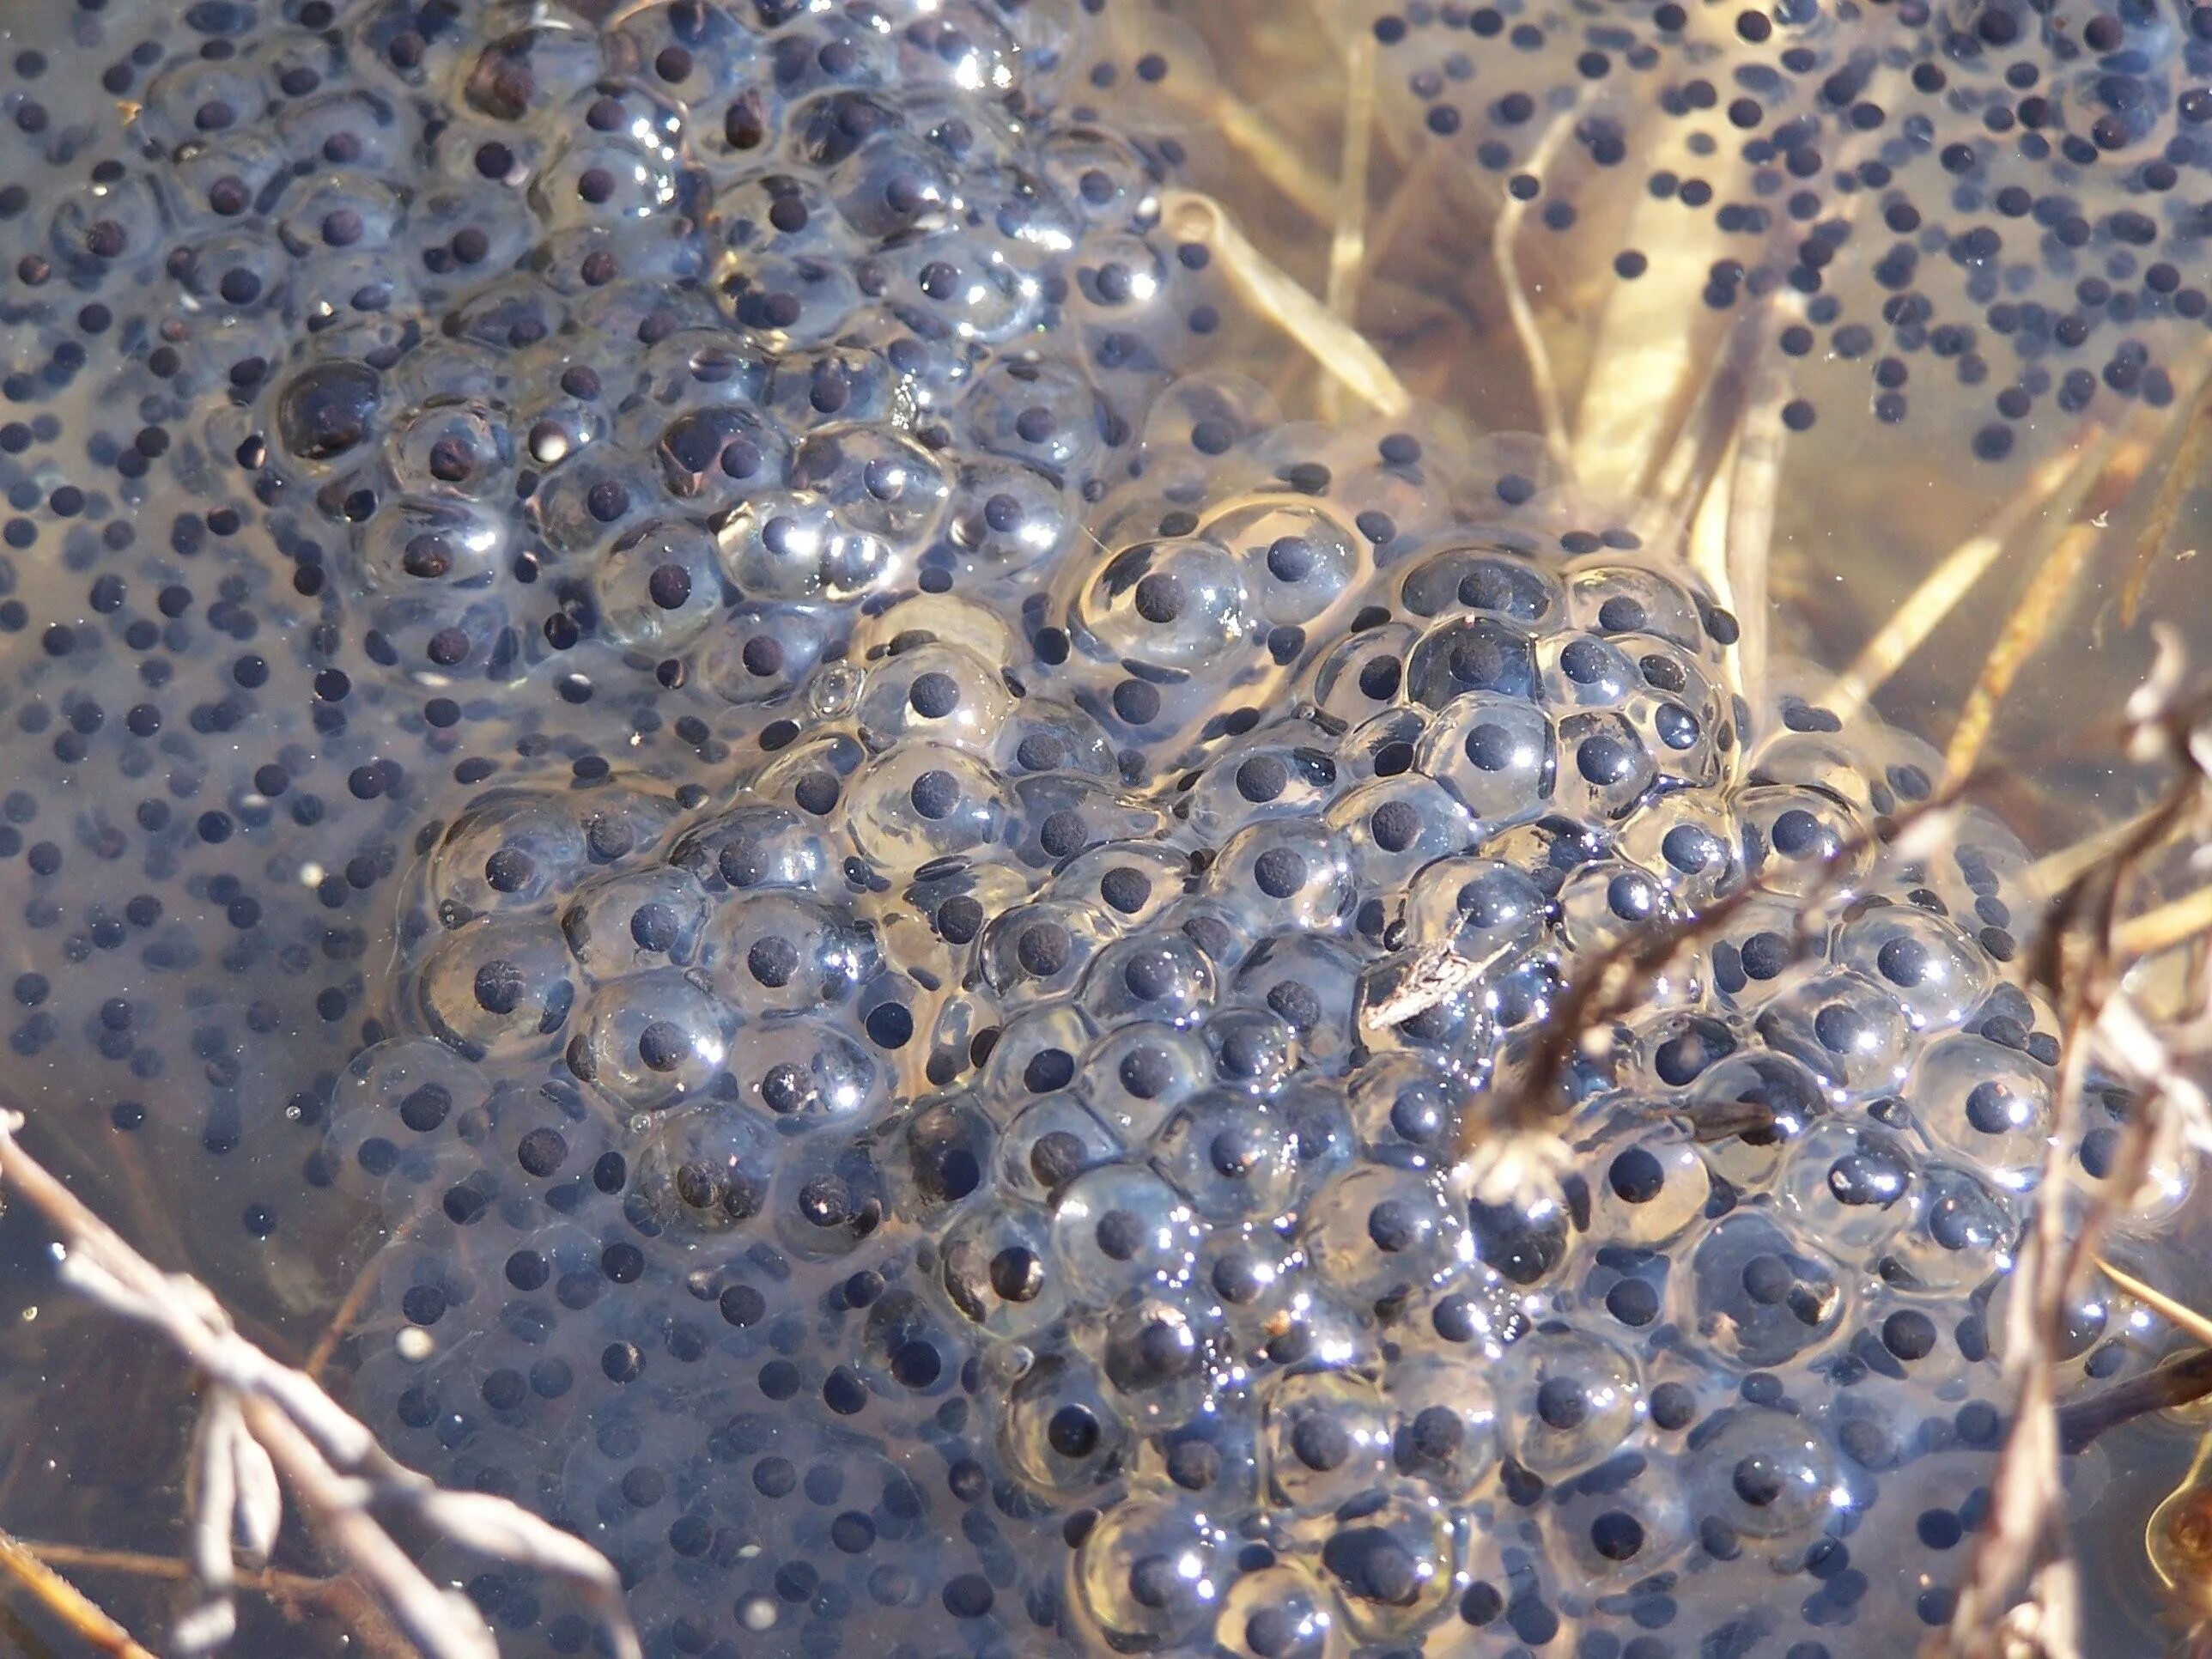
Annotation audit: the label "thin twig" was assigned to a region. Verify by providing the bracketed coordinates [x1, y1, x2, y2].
[1317, 21, 1376, 424]
[0, 1528, 155, 1659]
[307, 1209, 423, 1382]
[1943, 521, 2106, 784]
[1492, 112, 1576, 471]
[2057, 1347, 2212, 1455]
[1824, 427, 2121, 721]
[2123, 358, 2212, 625]
[0, 1114, 642, 1659]
[1164, 82, 1336, 223]
[1158, 188, 1412, 416]
[1323, 30, 1376, 326]
[16, 1541, 417, 1659]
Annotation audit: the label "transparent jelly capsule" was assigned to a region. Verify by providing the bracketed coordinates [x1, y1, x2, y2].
[1404, 614, 1540, 710]
[1686, 1212, 1850, 1369]
[1736, 784, 1875, 901]
[792, 422, 950, 544]
[1776, 1118, 1922, 1257]
[560, 866, 710, 981]
[1400, 857, 1549, 970]
[592, 518, 723, 653]
[936, 1197, 1066, 1340]
[724, 1014, 884, 1132]
[1888, 1162, 2020, 1295]
[1683, 1406, 1844, 1565]
[1563, 562, 1707, 652]
[1306, 622, 1419, 729]
[854, 641, 1015, 757]
[1000, 1350, 1132, 1498]
[1092, 1291, 1220, 1426]
[1261, 1369, 1395, 1516]
[629, 1101, 778, 1237]
[1212, 500, 1363, 628]
[1150, 1091, 1297, 1224]
[1232, 933, 1364, 1066]
[1554, 860, 1677, 963]
[1080, 931, 1219, 1030]
[701, 890, 875, 1018]
[1326, 775, 1477, 899]
[1753, 967, 1914, 1100]
[1617, 789, 1747, 913]
[1070, 533, 1256, 672]
[1047, 841, 1189, 934]
[1072, 1493, 1231, 1654]
[1212, 1561, 1348, 1659]
[1079, 1022, 1212, 1140]
[1304, 1163, 1462, 1309]
[1579, 1115, 1712, 1249]
[416, 917, 576, 1062]
[1498, 1325, 1645, 1480]
[767, 1133, 889, 1261]
[976, 1002, 1097, 1116]
[1398, 544, 1563, 628]
[1553, 708, 1658, 823]
[1346, 1054, 1466, 1170]
[1202, 819, 1354, 934]
[1684, 1051, 1831, 1191]
[668, 803, 833, 896]
[1181, 735, 1342, 845]
[981, 899, 1111, 1004]
[1383, 1355, 1502, 1498]
[845, 740, 1009, 871]
[1542, 1447, 1694, 1589]
[1000, 1091, 1122, 1203]
[563, 969, 728, 1112]
[1049, 1164, 1201, 1303]
[1317, 1491, 1462, 1644]
[1415, 693, 1557, 832]
[1835, 904, 1996, 1033]
[1909, 1031, 2054, 1192]
[1200, 1006, 1301, 1098]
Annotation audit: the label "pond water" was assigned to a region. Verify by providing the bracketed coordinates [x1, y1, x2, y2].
[0, 2, 2204, 1656]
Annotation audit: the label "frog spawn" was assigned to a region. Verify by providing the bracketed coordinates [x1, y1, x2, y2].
[0, 0, 2186, 1656]
[310, 397, 2171, 1659]
[1372, 0, 2212, 476]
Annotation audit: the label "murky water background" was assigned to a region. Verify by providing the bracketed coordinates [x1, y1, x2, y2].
[0, 0, 2203, 1655]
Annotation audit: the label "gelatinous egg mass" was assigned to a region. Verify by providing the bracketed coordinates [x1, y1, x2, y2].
[0, 2, 2191, 1658]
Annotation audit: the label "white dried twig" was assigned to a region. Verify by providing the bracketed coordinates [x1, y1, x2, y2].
[1935, 639, 2212, 1657]
[1158, 188, 1413, 417]
[0, 1111, 641, 1659]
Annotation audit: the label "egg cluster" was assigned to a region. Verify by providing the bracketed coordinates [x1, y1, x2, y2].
[0, 0, 2188, 1657]
[1376, 0, 2212, 466]
[321, 404, 2162, 1659]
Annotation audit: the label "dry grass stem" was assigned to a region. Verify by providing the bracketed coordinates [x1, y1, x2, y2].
[1158, 189, 1412, 416]
[2026, 808, 2166, 901]
[1823, 428, 2120, 721]
[1317, 24, 1376, 423]
[17, 1541, 417, 1658]
[1163, 82, 1336, 223]
[1492, 114, 1575, 471]
[2117, 884, 2212, 958]
[0, 1528, 156, 1659]
[2098, 1261, 2212, 1350]
[1324, 30, 1375, 324]
[1942, 520, 2106, 784]
[2123, 359, 2212, 625]
[0, 1112, 642, 1659]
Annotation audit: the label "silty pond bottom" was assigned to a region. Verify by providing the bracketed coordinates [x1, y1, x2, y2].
[0, 0, 2204, 1656]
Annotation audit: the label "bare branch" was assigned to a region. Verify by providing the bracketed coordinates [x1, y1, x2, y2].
[0, 1113, 642, 1659]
